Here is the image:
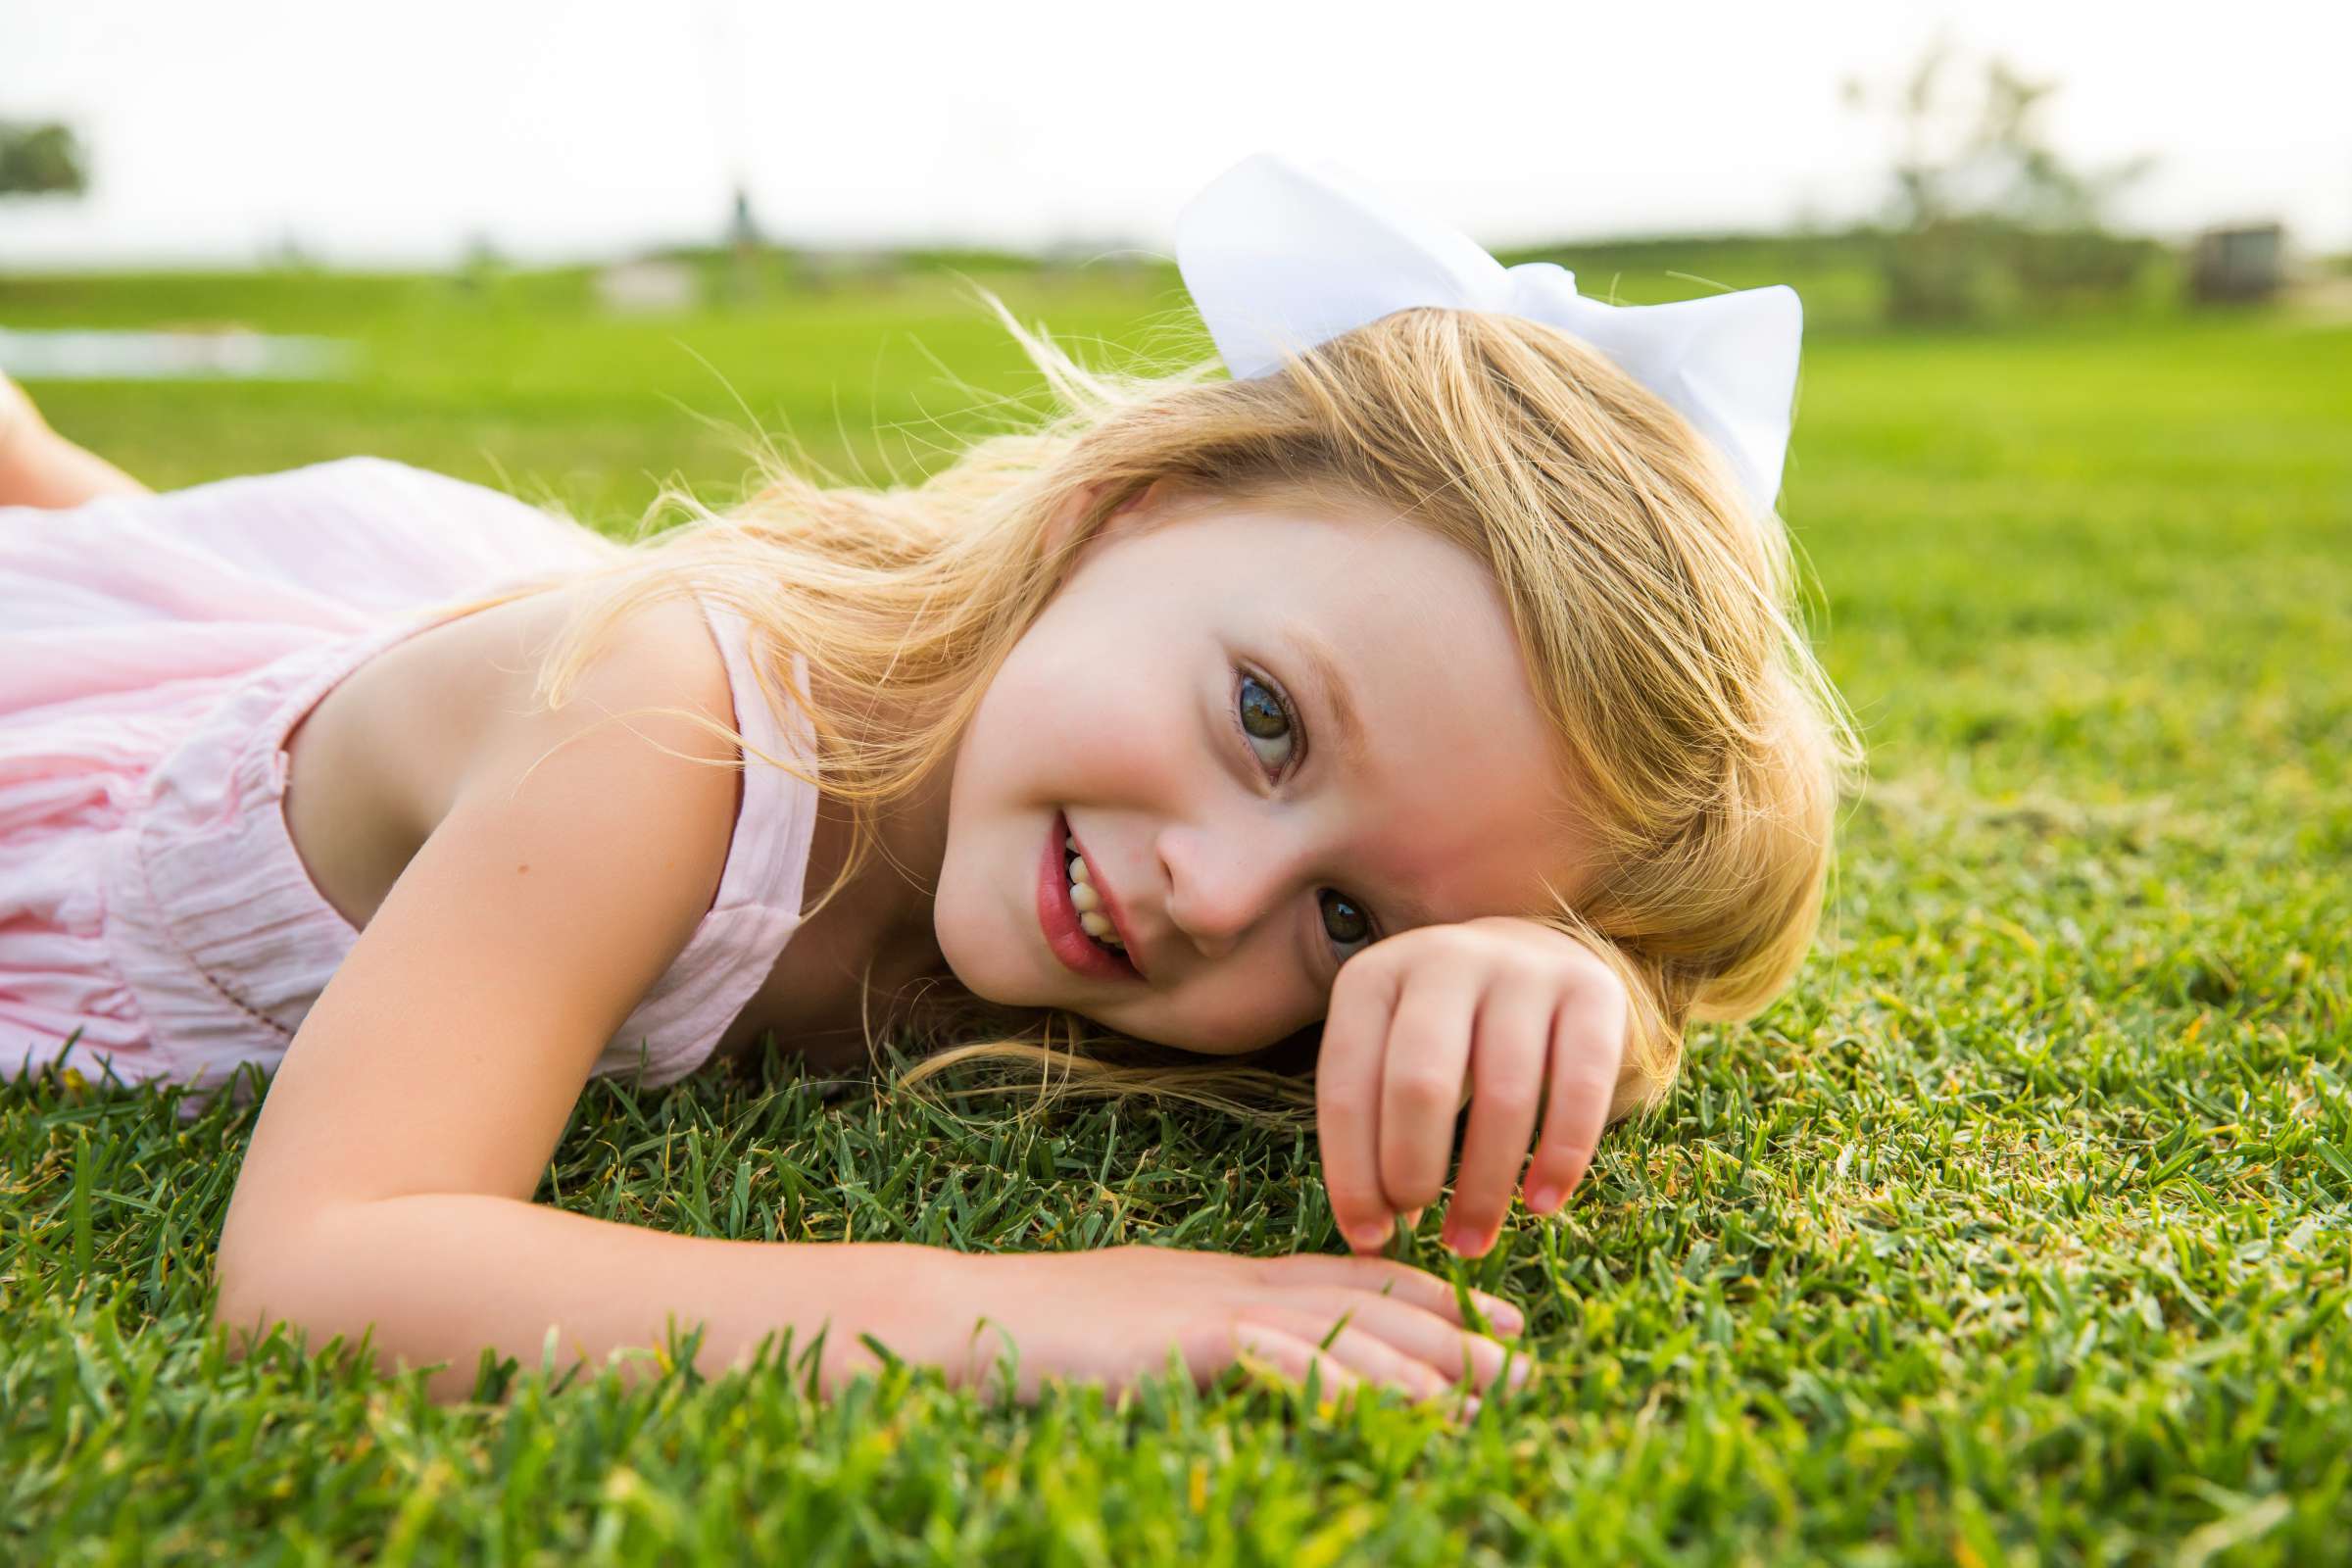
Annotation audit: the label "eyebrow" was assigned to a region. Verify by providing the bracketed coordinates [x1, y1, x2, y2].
[1280, 619, 1369, 774]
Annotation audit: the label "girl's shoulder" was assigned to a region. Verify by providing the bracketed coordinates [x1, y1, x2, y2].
[284, 570, 741, 930]
[381, 569, 738, 819]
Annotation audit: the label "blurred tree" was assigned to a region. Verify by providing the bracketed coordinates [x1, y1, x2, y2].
[0, 121, 88, 198]
[456, 228, 509, 297]
[725, 184, 763, 306]
[1842, 38, 2163, 324]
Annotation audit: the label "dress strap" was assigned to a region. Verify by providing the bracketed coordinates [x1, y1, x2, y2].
[689, 590, 821, 921]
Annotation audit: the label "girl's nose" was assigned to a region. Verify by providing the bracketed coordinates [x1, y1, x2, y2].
[1156, 821, 1302, 963]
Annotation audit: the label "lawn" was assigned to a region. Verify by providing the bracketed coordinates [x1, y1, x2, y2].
[3, 260, 2347, 1564]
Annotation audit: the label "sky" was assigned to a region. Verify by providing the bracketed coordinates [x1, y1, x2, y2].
[4, 0, 2347, 269]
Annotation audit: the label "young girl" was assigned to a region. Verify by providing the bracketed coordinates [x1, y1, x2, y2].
[0, 154, 1862, 1411]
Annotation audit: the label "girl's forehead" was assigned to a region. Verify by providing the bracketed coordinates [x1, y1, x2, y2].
[1144, 498, 1482, 604]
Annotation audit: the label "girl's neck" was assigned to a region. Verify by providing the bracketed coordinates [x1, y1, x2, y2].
[732, 765, 953, 1071]
[797, 662, 957, 1002]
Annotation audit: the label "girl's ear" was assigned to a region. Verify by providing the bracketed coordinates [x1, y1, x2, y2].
[1047, 478, 1178, 563]
[1040, 482, 1103, 561]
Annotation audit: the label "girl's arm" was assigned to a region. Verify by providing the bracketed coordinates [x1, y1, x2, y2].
[212, 594, 952, 1399]
[0, 370, 149, 506]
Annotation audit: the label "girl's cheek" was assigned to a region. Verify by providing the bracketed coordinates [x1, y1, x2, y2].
[1012, 650, 1185, 795]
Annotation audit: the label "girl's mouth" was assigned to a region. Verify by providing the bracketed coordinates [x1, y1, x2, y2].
[1037, 809, 1142, 982]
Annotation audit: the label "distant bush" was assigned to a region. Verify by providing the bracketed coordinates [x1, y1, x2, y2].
[1843, 38, 2164, 325]
[0, 121, 88, 199]
[1881, 217, 2170, 325]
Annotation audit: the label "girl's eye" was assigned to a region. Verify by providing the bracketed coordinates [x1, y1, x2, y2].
[1234, 669, 1295, 775]
[1232, 667, 1380, 965]
[1319, 890, 1375, 962]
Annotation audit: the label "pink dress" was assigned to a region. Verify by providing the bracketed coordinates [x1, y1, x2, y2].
[0, 458, 821, 1123]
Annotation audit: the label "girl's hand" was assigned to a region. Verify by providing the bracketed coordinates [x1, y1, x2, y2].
[950, 1244, 1532, 1414]
[1317, 916, 1632, 1258]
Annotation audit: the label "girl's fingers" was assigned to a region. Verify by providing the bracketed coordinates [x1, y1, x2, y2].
[1316, 957, 1403, 1251]
[1443, 979, 1555, 1255]
[1523, 976, 1631, 1213]
[1253, 1251, 1527, 1337]
[1237, 1306, 1453, 1403]
[1376, 964, 1480, 1221]
[1277, 1286, 1522, 1395]
[1229, 1318, 1374, 1404]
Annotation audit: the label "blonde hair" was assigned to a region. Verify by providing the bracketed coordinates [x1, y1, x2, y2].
[444, 289, 1865, 1132]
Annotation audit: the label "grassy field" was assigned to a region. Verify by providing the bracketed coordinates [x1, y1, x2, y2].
[2, 260, 2347, 1564]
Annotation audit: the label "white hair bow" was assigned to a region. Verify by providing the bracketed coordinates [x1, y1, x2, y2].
[1173, 151, 1804, 518]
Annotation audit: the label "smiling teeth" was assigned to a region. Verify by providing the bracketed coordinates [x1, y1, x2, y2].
[1062, 837, 1125, 951]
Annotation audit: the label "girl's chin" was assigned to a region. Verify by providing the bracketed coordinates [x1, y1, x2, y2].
[929, 924, 1046, 1008]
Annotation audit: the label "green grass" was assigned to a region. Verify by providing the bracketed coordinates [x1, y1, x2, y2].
[2, 262, 2347, 1563]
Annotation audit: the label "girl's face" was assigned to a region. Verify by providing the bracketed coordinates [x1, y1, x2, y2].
[932, 484, 1593, 1055]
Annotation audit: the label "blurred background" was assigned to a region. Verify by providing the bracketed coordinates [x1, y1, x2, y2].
[4, 0, 2346, 519]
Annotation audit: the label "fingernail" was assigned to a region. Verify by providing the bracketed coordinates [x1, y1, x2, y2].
[1348, 1222, 1388, 1250]
[1508, 1360, 1535, 1391]
[1485, 1298, 1526, 1333]
[1404, 1207, 1423, 1229]
[1461, 1396, 1483, 1422]
[1527, 1183, 1561, 1214]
